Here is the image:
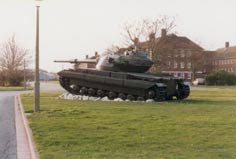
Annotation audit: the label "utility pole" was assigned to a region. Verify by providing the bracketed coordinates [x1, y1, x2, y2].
[34, 3, 40, 112]
[24, 59, 26, 90]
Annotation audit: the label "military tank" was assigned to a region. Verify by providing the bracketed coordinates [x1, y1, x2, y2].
[55, 50, 190, 101]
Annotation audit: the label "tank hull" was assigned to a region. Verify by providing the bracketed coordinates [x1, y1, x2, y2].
[58, 69, 190, 101]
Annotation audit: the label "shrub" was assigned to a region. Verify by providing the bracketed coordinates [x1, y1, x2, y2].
[205, 70, 236, 85]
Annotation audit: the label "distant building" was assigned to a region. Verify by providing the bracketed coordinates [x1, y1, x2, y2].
[39, 70, 58, 81]
[212, 42, 236, 73]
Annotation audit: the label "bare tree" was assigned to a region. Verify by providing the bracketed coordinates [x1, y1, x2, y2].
[123, 15, 176, 46]
[0, 35, 31, 86]
[102, 45, 120, 55]
[123, 20, 146, 46]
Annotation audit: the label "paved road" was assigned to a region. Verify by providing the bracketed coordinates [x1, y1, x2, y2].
[40, 82, 64, 92]
[0, 83, 63, 159]
[0, 91, 20, 159]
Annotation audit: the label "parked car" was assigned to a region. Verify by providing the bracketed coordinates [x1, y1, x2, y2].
[192, 78, 205, 85]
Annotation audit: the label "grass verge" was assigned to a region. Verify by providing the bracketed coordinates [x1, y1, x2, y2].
[21, 90, 236, 159]
[193, 85, 236, 89]
[41, 80, 59, 84]
[0, 86, 32, 91]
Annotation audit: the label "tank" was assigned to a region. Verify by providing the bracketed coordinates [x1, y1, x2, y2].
[55, 50, 190, 101]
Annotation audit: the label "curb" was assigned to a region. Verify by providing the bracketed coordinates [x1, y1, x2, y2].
[15, 95, 39, 159]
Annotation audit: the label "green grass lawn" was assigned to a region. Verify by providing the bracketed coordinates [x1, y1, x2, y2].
[0, 86, 32, 91]
[21, 90, 236, 159]
[193, 85, 236, 89]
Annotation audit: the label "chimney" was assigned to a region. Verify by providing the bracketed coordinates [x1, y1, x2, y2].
[149, 33, 155, 40]
[85, 55, 89, 59]
[161, 29, 167, 37]
[134, 38, 139, 45]
[225, 41, 229, 48]
[95, 51, 98, 57]
[134, 38, 139, 50]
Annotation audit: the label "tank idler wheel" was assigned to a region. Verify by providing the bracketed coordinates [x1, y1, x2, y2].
[97, 89, 105, 97]
[63, 77, 70, 85]
[146, 90, 155, 99]
[127, 94, 135, 101]
[118, 93, 126, 100]
[80, 87, 88, 95]
[108, 91, 117, 100]
[137, 96, 145, 101]
[88, 88, 96, 96]
[59, 77, 65, 86]
[70, 85, 80, 95]
[176, 91, 184, 100]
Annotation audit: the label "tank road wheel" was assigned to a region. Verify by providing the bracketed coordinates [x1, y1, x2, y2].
[108, 91, 117, 100]
[97, 89, 105, 97]
[80, 87, 88, 95]
[137, 96, 145, 101]
[118, 93, 126, 100]
[146, 90, 155, 99]
[88, 88, 96, 96]
[166, 96, 173, 100]
[127, 94, 135, 101]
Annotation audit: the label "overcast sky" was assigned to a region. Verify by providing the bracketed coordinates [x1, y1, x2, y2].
[0, 0, 235, 72]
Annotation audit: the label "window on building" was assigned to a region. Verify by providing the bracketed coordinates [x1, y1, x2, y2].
[167, 61, 171, 66]
[187, 73, 191, 79]
[187, 50, 191, 57]
[180, 50, 185, 58]
[174, 72, 178, 77]
[174, 61, 178, 68]
[180, 62, 184, 69]
[187, 62, 191, 69]
[173, 50, 178, 58]
[181, 72, 185, 78]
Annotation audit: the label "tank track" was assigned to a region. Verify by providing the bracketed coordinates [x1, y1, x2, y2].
[58, 69, 190, 101]
[59, 76, 167, 101]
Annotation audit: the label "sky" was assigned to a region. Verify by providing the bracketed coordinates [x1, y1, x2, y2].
[0, 0, 235, 72]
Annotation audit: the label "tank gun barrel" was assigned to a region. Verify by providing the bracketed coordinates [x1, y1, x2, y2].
[54, 59, 97, 64]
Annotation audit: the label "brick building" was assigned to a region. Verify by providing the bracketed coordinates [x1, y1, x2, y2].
[211, 42, 236, 73]
[117, 29, 206, 81]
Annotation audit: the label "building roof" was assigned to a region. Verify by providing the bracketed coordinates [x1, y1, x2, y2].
[116, 33, 203, 54]
[148, 34, 203, 50]
[215, 45, 236, 59]
[216, 46, 236, 54]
